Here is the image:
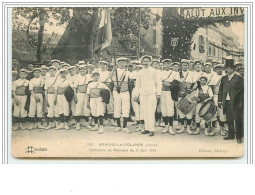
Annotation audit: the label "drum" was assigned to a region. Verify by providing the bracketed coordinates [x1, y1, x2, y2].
[77, 84, 87, 93]
[211, 85, 220, 95]
[177, 94, 196, 115]
[90, 88, 101, 98]
[33, 87, 44, 94]
[198, 101, 217, 121]
[179, 82, 187, 92]
[57, 87, 66, 95]
[113, 81, 129, 92]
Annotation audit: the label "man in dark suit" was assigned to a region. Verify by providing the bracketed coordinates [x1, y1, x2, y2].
[218, 59, 244, 144]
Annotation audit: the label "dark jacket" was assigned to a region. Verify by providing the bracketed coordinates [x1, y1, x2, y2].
[218, 73, 244, 114]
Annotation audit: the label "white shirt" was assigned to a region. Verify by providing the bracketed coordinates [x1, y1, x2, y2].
[74, 74, 92, 88]
[29, 77, 45, 90]
[112, 68, 130, 82]
[202, 72, 215, 85]
[99, 70, 111, 82]
[192, 71, 203, 83]
[86, 81, 109, 95]
[12, 79, 29, 91]
[226, 73, 236, 100]
[54, 77, 74, 89]
[136, 66, 162, 96]
[44, 76, 57, 89]
[194, 85, 213, 97]
[210, 73, 224, 86]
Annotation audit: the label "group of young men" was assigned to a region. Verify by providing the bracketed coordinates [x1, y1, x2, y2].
[12, 56, 244, 143]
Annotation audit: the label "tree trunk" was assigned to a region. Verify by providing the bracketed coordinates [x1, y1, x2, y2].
[37, 8, 45, 63]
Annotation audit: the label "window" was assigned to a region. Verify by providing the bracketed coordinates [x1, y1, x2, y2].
[198, 35, 205, 53]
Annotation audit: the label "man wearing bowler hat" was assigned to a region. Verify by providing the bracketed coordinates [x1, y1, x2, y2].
[218, 59, 244, 143]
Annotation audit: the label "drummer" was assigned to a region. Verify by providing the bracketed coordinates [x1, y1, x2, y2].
[193, 75, 214, 135]
[176, 59, 194, 134]
[210, 64, 227, 136]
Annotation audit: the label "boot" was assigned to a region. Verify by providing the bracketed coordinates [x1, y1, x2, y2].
[20, 123, 25, 130]
[76, 122, 81, 130]
[37, 123, 45, 129]
[85, 122, 92, 130]
[55, 123, 64, 130]
[186, 125, 193, 135]
[13, 124, 19, 131]
[193, 127, 200, 135]
[114, 127, 121, 132]
[90, 124, 99, 131]
[168, 126, 176, 135]
[162, 125, 169, 133]
[45, 122, 53, 130]
[28, 123, 33, 130]
[210, 128, 215, 136]
[135, 124, 142, 132]
[99, 125, 104, 134]
[220, 126, 227, 136]
[176, 125, 185, 134]
[64, 122, 70, 130]
[123, 128, 132, 133]
[175, 122, 181, 130]
[204, 128, 209, 136]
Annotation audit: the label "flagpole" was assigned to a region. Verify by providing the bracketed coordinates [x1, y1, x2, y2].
[112, 36, 119, 88]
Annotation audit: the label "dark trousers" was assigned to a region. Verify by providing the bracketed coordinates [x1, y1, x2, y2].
[225, 101, 244, 139]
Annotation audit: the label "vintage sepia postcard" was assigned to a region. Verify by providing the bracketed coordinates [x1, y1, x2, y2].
[11, 6, 245, 158]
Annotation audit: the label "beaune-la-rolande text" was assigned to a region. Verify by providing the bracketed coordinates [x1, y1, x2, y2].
[98, 143, 158, 147]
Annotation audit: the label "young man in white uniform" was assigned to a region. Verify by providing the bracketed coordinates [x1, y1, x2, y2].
[73, 65, 92, 130]
[12, 69, 29, 130]
[160, 59, 180, 135]
[110, 57, 131, 133]
[136, 55, 162, 136]
[28, 68, 45, 130]
[54, 68, 75, 130]
[86, 72, 110, 134]
[44, 66, 59, 129]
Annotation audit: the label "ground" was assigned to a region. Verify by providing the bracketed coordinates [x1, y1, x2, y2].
[11, 120, 244, 158]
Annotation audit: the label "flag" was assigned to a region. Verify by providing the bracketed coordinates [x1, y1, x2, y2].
[94, 8, 112, 54]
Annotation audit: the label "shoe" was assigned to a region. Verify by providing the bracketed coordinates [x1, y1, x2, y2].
[90, 125, 99, 131]
[13, 125, 19, 131]
[55, 123, 64, 130]
[76, 122, 81, 130]
[141, 130, 150, 134]
[223, 135, 235, 140]
[38, 123, 45, 129]
[209, 129, 215, 136]
[160, 122, 165, 127]
[220, 127, 227, 136]
[85, 123, 92, 130]
[45, 123, 52, 130]
[175, 123, 181, 130]
[204, 128, 209, 136]
[186, 126, 193, 135]
[114, 127, 121, 132]
[237, 139, 242, 144]
[149, 132, 154, 136]
[176, 125, 185, 134]
[99, 126, 104, 134]
[193, 128, 200, 135]
[168, 126, 176, 135]
[64, 123, 70, 130]
[135, 124, 141, 132]
[161, 126, 169, 133]
[28, 124, 33, 130]
[123, 128, 132, 133]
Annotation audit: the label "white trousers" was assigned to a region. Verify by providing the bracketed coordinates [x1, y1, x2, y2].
[213, 95, 226, 122]
[13, 95, 27, 118]
[160, 90, 174, 117]
[113, 91, 130, 118]
[140, 94, 157, 132]
[75, 93, 90, 116]
[29, 93, 44, 118]
[47, 94, 59, 118]
[90, 97, 105, 117]
[132, 98, 143, 121]
[57, 94, 69, 116]
[70, 98, 76, 115]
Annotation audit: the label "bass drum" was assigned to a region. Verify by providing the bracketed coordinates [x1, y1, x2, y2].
[198, 101, 217, 121]
[177, 93, 196, 115]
